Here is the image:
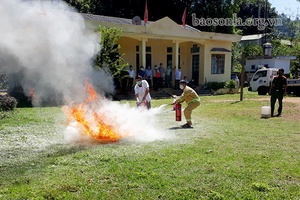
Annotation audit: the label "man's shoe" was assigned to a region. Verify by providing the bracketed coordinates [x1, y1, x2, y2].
[181, 123, 192, 128]
[276, 114, 282, 117]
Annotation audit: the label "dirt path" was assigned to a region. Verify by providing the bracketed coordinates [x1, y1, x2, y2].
[247, 96, 300, 103]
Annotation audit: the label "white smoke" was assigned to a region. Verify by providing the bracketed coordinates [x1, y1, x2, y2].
[0, 0, 173, 143]
[63, 98, 173, 143]
[0, 0, 113, 105]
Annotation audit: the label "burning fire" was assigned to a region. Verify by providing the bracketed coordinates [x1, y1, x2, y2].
[65, 82, 122, 143]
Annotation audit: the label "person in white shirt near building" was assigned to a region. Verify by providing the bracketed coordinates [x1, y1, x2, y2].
[134, 75, 151, 109]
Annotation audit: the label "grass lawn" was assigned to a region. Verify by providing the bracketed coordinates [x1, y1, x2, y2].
[0, 91, 300, 199]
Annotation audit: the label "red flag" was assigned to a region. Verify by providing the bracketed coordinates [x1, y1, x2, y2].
[182, 7, 187, 26]
[144, 1, 148, 23]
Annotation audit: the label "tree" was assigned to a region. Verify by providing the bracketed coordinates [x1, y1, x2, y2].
[237, 0, 278, 35]
[231, 42, 243, 72]
[270, 39, 293, 57]
[290, 40, 300, 75]
[94, 26, 128, 78]
[190, 0, 241, 33]
[63, 0, 241, 34]
[243, 44, 263, 58]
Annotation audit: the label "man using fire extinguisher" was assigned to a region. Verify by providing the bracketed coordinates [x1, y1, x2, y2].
[134, 75, 151, 109]
[173, 80, 200, 128]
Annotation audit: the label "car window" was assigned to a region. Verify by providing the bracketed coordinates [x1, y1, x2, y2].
[253, 71, 267, 81]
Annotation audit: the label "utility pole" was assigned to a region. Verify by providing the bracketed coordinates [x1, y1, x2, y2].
[240, 56, 246, 101]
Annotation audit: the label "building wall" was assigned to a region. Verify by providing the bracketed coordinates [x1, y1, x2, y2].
[118, 37, 234, 85]
[203, 40, 232, 83]
[179, 42, 204, 84]
[118, 37, 140, 69]
[118, 37, 201, 81]
[145, 39, 174, 68]
[178, 42, 193, 79]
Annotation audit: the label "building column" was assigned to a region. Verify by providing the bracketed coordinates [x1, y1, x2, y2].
[173, 40, 180, 88]
[141, 37, 148, 68]
[174, 41, 180, 70]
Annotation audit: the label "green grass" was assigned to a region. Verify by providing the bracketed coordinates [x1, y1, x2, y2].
[1, 91, 300, 199]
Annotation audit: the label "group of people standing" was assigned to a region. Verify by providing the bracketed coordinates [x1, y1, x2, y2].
[118, 63, 188, 96]
[134, 63, 183, 91]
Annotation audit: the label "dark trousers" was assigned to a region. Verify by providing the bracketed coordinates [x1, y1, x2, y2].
[127, 78, 134, 91]
[175, 80, 180, 89]
[153, 77, 158, 91]
[121, 78, 128, 94]
[159, 77, 163, 88]
[270, 91, 283, 116]
[146, 78, 152, 88]
[165, 75, 172, 88]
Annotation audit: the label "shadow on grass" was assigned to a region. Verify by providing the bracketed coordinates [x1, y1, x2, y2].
[168, 126, 193, 130]
[230, 101, 242, 104]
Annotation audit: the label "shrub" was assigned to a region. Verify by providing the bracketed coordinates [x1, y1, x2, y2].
[206, 82, 226, 91]
[0, 95, 18, 111]
[225, 80, 237, 89]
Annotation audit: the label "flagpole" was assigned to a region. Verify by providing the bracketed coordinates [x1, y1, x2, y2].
[144, 0, 148, 26]
[182, 7, 187, 28]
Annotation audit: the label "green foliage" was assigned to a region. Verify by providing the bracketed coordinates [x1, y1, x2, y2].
[63, 0, 97, 13]
[206, 81, 226, 90]
[0, 67, 8, 91]
[270, 39, 293, 56]
[94, 26, 128, 77]
[191, 0, 241, 33]
[243, 44, 263, 58]
[237, 0, 278, 35]
[231, 42, 243, 72]
[0, 95, 17, 112]
[225, 80, 237, 89]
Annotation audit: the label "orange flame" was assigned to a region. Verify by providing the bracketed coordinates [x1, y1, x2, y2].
[65, 82, 122, 143]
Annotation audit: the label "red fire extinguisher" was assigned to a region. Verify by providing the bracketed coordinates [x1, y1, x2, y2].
[175, 103, 182, 121]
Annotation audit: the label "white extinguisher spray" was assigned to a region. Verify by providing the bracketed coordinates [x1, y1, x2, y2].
[175, 103, 182, 121]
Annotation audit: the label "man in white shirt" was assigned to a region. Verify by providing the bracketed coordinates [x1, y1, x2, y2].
[134, 75, 151, 109]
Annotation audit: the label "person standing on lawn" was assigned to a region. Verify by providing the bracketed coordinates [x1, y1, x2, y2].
[269, 68, 287, 117]
[134, 75, 151, 109]
[173, 80, 200, 128]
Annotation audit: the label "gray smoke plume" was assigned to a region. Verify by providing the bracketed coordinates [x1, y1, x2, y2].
[0, 0, 173, 144]
[0, 0, 113, 105]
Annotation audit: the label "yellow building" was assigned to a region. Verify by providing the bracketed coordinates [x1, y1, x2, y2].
[83, 14, 241, 85]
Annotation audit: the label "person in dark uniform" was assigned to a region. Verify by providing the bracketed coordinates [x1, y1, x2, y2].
[268, 68, 287, 117]
[120, 67, 129, 95]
